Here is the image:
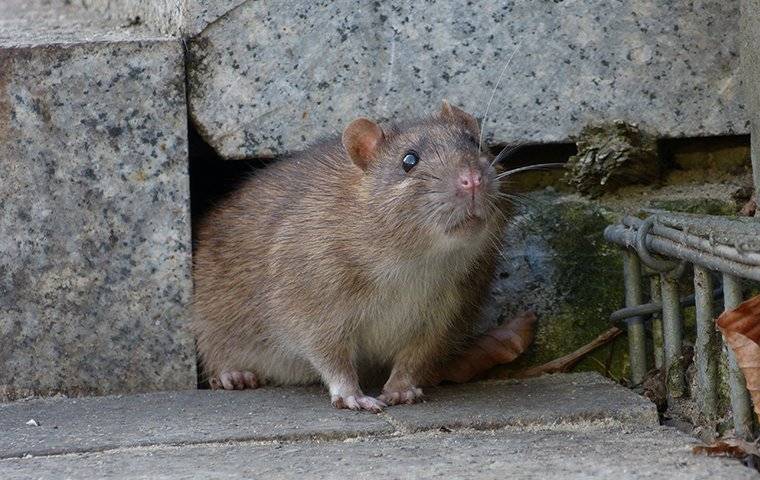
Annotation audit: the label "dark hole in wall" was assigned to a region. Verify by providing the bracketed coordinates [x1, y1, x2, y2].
[658, 134, 751, 172]
[488, 141, 576, 169]
[188, 124, 272, 247]
[489, 142, 576, 192]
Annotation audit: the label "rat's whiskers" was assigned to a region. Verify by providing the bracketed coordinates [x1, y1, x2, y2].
[479, 38, 523, 153]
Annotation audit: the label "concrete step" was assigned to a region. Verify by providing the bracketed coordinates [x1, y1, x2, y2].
[0, 373, 654, 459]
[0, 373, 754, 479]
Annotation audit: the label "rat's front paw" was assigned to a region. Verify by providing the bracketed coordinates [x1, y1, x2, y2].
[331, 394, 387, 413]
[379, 386, 423, 405]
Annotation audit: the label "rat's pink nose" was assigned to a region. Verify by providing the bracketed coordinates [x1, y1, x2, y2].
[457, 170, 482, 193]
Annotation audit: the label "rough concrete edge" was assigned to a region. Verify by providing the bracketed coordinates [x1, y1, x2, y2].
[0, 423, 397, 461]
[0, 418, 679, 464]
[383, 406, 660, 435]
[383, 373, 661, 432]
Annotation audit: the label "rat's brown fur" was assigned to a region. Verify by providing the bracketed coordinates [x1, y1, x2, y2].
[192, 103, 510, 411]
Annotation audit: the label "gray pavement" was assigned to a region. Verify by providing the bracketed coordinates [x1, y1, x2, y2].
[0, 373, 756, 479]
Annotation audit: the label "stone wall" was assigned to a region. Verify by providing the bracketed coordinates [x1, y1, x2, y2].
[1, 0, 754, 399]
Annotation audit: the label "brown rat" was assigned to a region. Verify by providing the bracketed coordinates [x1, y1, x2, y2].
[192, 101, 511, 412]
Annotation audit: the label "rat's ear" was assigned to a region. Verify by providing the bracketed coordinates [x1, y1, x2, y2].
[342, 118, 385, 171]
[440, 100, 479, 136]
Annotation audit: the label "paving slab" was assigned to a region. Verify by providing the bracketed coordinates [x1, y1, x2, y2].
[187, 0, 745, 159]
[0, 373, 653, 459]
[0, 387, 393, 459]
[1, 425, 756, 480]
[0, 18, 195, 398]
[385, 373, 659, 431]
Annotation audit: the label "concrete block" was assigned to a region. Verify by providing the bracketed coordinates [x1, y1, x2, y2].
[385, 372, 659, 431]
[0, 38, 195, 400]
[2, 426, 756, 479]
[0, 387, 392, 458]
[188, 0, 747, 159]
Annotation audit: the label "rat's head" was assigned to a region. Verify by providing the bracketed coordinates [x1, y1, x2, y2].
[342, 101, 504, 248]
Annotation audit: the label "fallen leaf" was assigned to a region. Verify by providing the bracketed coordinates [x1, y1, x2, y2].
[431, 311, 537, 384]
[693, 438, 760, 458]
[740, 193, 757, 217]
[716, 294, 760, 419]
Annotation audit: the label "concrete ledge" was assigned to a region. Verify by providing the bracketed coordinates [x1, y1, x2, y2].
[385, 372, 659, 431]
[0, 373, 654, 459]
[0, 387, 394, 459]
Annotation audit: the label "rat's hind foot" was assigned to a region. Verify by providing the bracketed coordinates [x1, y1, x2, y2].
[331, 394, 386, 413]
[379, 386, 424, 405]
[210, 370, 259, 390]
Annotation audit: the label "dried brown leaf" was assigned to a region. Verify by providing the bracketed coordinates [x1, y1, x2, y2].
[740, 193, 757, 216]
[693, 438, 760, 458]
[716, 294, 760, 418]
[432, 311, 537, 384]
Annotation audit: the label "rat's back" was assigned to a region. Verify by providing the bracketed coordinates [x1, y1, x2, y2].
[192, 140, 355, 387]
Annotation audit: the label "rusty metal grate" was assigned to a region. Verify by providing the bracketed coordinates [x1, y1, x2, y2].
[604, 209, 760, 438]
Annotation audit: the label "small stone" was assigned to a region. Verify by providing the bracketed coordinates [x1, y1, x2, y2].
[25, 419, 38, 427]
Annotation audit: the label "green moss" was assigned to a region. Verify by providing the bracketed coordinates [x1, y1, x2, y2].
[503, 196, 630, 380]
[649, 198, 737, 216]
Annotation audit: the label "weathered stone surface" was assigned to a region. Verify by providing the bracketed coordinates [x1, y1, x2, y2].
[0, 387, 392, 458]
[0, 0, 180, 43]
[0, 39, 195, 400]
[188, 0, 746, 159]
[386, 373, 658, 431]
[483, 193, 628, 378]
[183, 0, 247, 37]
[0, 373, 653, 458]
[1, 0, 245, 38]
[2, 426, 756, 479]
[1, 373, 752, 479]
[740, 0, 760, 194]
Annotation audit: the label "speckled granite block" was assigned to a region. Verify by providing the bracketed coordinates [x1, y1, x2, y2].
[188, 0, 747, 159]
[0, 39, 196, 400]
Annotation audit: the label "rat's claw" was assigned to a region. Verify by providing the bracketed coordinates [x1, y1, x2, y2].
[379, 387, 424, 406]
[331, 394, 386, 413]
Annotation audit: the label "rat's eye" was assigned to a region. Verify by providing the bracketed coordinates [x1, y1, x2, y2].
[402, 151, 419, 173]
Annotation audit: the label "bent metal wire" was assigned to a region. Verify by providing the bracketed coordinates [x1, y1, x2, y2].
[604, 210, 760, 439]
